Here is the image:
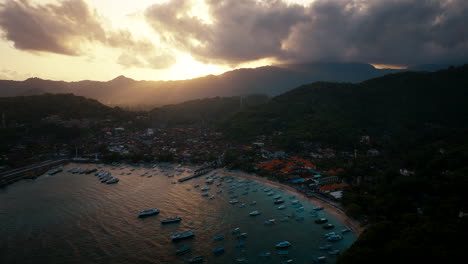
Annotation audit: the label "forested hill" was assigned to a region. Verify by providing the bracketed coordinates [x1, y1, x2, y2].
[0, 94, 129, 122]
[149, 94, 269, 127]
[220, 65, 468, 148]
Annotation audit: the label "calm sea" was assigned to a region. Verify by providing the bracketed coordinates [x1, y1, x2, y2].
[0, 163, 356, 264]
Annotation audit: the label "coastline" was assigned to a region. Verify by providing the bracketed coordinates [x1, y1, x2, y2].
[216, 168, 365, 237]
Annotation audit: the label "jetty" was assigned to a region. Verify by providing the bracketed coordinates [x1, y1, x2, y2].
[178, 167, 212, 182]
[0, 159, 69, 188]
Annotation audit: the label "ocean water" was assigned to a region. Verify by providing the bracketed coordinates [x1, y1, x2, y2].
[0, 163, 356, 264]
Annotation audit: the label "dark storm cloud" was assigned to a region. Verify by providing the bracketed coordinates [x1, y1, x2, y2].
[0, 0, 175, 69]
[145, 0, 468, 65]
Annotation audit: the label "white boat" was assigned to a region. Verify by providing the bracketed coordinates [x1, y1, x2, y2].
[232, 227, 240, 234]
[275, 241, 291, 248]
[264, 219, 276, 224]
[229, 199, 239, 204]
[249, 210, 261, 216]
[278, 205, 286, 210]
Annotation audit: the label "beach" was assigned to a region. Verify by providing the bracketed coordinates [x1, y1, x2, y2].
[216, 168, 365, 237]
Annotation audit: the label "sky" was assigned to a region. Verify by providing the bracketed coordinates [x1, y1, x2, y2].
[0, 0, 467, 81]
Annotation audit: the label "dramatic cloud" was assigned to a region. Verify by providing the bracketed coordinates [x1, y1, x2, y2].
[145, 0, 468, 66]
[145, 0, 307, 65]
[0, 0, 175, 69]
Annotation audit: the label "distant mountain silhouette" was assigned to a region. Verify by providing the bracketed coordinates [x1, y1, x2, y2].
[0, 62, 448, 106]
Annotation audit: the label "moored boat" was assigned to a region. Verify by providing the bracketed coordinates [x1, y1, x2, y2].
[176, 245, 191, 255]
[249, 210, 261, 216]
[274, 199, 285, 204]
[275, 241, 291, 248]
[170, 230, 195, 241]
[161, 216, 181, 224]
[213, 247, 225, 255]
[187, 256, 204, 263]
[315, 218, 328, 224]
[138, 208, 160, 217]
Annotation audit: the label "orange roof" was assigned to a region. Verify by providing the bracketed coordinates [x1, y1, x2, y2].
[319, 183, 349, 192]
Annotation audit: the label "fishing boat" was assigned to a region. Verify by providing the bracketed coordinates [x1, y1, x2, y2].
[187, 256, 204, 263]
[250, 201, 257, 206]
[326, 234, 343, 241]
[315, 218, 328, 224]
[138, 208, 160, 218]
[201, 187, 210, 191]
[209, 196, 216, 200]
[258, 252, 271, 257]
[232, 227, 240, 234]
[275, 241, 291, 248]
[213, 235, 224, 241]
[161, 216, 182, 224]
[238, 233, 248, 238]
[176, 245, 191, 255]
[239, 203, 246, 208]
[264, 219, 276, 225]
[313, 206, 324, 211]
[229, 199, 239, 204]
[201, 193, 209, 197]
[170, 230, 195, 241]
[319, 244, 332, 250]
[323, 224, 335, 229]
[273, 195, 282, 199]
[106, 177, 119, 184]
[328, 249, 340, 255]
[341, 228, 352, 234]
[278, 205, 286, 210]
[274, 200, 285, 204]
[213, 247, 225, 255]
[249, 210, 261, 216]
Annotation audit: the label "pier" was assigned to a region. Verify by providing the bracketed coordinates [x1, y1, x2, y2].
[0, 159, 69, 188]
[178, 167, 212, 182]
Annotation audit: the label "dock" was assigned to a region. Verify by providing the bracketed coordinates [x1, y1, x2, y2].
[0, 159, 69, 188]
[178, 167, 212, 182]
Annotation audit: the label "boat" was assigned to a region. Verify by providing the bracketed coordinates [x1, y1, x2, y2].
[326, 234, 343, 241]
[201, 187, 210, 191]
[258, 252, 271, 257]
[324, 232, 337, 237]
[264, 219, 276, 225]
[239, 203, 246, 208]
[274, 200, 285, 204]
[187, 256, 204, 263]
[341, 228, 352, 234]
[229, 199, 239, 204]
[213, 235, 224, 241]
[201, 193, 209, 197]
[250, 201, 257, 206]
[328, 249, 340, 255]
[319, 244, 332, 250]
[206, 179, 214, 185]
[194, 184, 200, 188]
[249, 211, 261, 216]
[161, 216, 181, 224]
[235, 241, 245, 248]
[176, 245, 191, 255]
[209, 196, 216, 200]
[238, 232, 248, 238]
[278, 205, 286, 210]
[313, 206, 324, 211]
[232, 227, 240, 234]
[216, 190, 223, 193]
[275, 241, 291, 248]
[106, 177, 119, 184]
[277, 250, 289, 255]
[315, 218, 328, 224]
[273, 195, 282, 199]
[267, 192, 274, 196]
[170, 230, 195, 241]
[323, 224, 335, 229]
[213, 247, 225, 255]
[236, 258, 248, 263]
[138, 208, 160, 218]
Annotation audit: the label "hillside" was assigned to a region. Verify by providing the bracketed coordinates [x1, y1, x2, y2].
[0, 93, 127, 123]
[220, 65, 468, 148]
[0, 63, 403, 106]
[148, 94, 269, 127]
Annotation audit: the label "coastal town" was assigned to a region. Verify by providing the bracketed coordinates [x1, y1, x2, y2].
[0, 112, 392, 230]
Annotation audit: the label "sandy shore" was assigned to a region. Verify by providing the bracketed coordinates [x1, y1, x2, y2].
[215, 169, 365, 237]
